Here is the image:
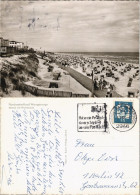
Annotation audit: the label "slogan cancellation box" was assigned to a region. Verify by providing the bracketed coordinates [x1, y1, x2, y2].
[77, 103, 108, 132]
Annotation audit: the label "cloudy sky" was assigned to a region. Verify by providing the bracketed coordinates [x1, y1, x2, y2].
[1, 1, 139, 52]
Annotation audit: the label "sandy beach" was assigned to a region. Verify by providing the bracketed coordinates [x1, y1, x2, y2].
[0, 52, 139, 97]
[29, 56, 91, 95]
[0, 53, 91, 97]
[71, 60, 139, 97]
[53, 53, 139, 97]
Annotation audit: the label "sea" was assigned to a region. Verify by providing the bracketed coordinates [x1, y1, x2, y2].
[58, 52, 139, 64]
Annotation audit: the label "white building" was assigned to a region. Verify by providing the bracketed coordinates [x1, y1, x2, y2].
[9, 41, 17, 47]
[16, 42, 24, 49]
[9, 41, 24, 49]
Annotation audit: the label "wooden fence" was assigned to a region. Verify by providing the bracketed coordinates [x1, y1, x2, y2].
[23, 83, 89, 97]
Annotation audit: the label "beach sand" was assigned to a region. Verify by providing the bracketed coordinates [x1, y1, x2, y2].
[55, 53, 139, 97]
[0, 53, 139, 97]
[71, 60, 139, 97]
[34, 57, 91, 95]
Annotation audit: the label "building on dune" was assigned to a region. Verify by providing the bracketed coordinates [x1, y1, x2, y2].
[9, 41, 24, 49]
[0, 37, 28, 56]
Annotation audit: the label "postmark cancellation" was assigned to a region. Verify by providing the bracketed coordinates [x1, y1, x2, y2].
[109, 101, 137, 132]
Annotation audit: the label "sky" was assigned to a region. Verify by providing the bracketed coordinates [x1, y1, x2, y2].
[1, 1, 139, 52]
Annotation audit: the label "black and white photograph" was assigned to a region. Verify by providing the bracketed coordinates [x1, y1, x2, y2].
[0, 0, 139, 97]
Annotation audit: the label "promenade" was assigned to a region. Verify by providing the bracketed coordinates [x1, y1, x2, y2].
[56, 62, 121, 97]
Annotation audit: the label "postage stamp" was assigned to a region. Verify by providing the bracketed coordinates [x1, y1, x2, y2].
[110, 101, 137, 132]
[77, 103, 108, 132]
[114, 101, 132, 124]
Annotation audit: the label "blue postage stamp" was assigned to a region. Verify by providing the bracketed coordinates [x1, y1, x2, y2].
[114, 101, 132, 124]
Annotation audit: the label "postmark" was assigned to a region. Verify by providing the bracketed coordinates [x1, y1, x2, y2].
[109, 101, 137, 132]
[77, 103, 108, 132]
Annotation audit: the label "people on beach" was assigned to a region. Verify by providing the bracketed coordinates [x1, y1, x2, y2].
[99, 77, 104, 90]
[105, 82, 113, 97]
[94, 79, 98, 90]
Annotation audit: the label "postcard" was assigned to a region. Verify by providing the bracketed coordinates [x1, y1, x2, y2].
[0, 0, 139, 195]
[0, 98, 139, 194]
[0, 0, 139, 98]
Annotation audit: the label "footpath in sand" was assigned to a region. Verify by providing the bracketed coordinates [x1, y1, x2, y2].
[26, 56, 91, 96]
[0, 54, 91, 97]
